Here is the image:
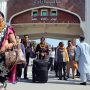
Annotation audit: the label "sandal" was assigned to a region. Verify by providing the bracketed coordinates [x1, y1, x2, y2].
[2, 81, 7, 88]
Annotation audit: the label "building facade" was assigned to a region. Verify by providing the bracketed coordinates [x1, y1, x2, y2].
[1, 0, 90, 44]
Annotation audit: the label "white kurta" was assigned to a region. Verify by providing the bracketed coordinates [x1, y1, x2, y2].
[75, 42, 90, 74]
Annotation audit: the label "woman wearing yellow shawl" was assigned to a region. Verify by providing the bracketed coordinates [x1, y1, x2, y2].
[56, 42, 69, 80]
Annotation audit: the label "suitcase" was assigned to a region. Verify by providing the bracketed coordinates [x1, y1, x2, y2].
[32, 59, 48, 83]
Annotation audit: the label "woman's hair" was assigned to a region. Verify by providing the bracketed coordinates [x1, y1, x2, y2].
[40, 37, 45, 41]
[68, 40, 71, 43]
[0, 11, 4, 18]
[80, 36, 85, 42]
[59, 42, 64, 47]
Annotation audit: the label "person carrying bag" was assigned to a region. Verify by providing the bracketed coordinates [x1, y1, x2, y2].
[0, 11, 17, 88]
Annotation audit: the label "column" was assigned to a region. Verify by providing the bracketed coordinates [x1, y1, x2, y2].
[81, 0, 90, 44]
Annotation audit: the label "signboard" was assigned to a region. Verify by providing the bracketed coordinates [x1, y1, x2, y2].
[33, 0, 61, 5]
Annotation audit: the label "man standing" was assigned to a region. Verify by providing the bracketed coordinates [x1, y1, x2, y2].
[48, 47, 55, 71]
[75, 36, 90, 85]
[36, 37, 49, 60]
[56, 42, 69, 80]
[67, 40, 76, 79]
[23, 35, 32, 79]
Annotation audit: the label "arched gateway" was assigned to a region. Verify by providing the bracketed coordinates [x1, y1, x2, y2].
[7, 0, 85, 40]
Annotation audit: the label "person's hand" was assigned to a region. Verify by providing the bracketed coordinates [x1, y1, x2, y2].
[41, 53, 45, 56]
[66, 61, 69, 64]
[0, 46, 6, 53]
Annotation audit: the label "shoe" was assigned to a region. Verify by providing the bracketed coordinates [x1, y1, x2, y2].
[75, 74, 80, 76]
[55, 74, 58, 77]
[17, 77, 21, 81]
[58, 78, 62, 80]
[72, 76, 75, 79]
[12, 82, 17, 84]
[67, 75, 69, 78]
[24, 77, 29, 80]
[80, 82, 87, 85]
[2, 81, 7, 88]
[63, 77, 67, 80]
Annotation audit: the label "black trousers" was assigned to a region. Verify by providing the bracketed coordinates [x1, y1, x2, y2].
[58, 62, 67, 79]
[16, 64, 22, 78]
[24, 55, 29, 78]
[54, 61, 58, 77]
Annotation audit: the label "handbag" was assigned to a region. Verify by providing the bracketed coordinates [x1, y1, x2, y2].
[16, 49, 26, 64]
[5, 49, 17, 66]
[73, 61, 78, 70]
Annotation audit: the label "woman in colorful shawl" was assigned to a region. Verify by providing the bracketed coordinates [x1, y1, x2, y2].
[56, 42, 69, 80]
[0, 11, 16, 88]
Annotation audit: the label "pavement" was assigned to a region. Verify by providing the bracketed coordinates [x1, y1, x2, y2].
[4, 65, 90, 90]
[0, 60, 90, 90]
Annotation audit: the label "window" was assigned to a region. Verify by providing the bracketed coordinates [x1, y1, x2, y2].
[41, 9, 48, 16]
[51, 11, 57, 16]
[42, 11, 47, 16]
[51, 10, 57, 16]
[33, 12, 38, 16]
[32, 10, 38, 16]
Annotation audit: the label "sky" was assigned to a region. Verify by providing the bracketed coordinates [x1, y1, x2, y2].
[34, 38, 80, 47]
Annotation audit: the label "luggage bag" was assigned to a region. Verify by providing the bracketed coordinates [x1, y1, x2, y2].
[32, 59, 48, 83]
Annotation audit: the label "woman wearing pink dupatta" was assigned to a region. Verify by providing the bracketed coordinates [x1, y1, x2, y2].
[7, 28, 17, 84]
[0, 11, 17, 88]
[8, 65, 17, 84]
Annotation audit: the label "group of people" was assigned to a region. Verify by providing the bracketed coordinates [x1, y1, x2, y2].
[0, 10, 90, 89]
[31, 35, 90, 86]
[49, 40, 76, 80]
[48, 36, 90, 85]
[0, 11, 35, 88]
[8, 35, 33, 84]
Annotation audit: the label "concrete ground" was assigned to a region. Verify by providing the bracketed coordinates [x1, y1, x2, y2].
[0, 59, 90, 90]
[4, 65, 90, 90]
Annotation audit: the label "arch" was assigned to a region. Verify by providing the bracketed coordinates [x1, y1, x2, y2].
[9, 5, 84, 40]
[9, 5, 82, 24]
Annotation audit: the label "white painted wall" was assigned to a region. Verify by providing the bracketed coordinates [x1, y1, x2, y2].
[0, 0, 7, 22]
[81, 0, 90, 44]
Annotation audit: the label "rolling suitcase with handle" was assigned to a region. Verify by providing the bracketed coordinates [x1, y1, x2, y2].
[32, 59, 48, 83]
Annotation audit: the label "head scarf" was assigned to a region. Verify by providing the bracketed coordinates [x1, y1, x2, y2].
[0, 21, 5, 32]
[0, 11, 5, 32]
